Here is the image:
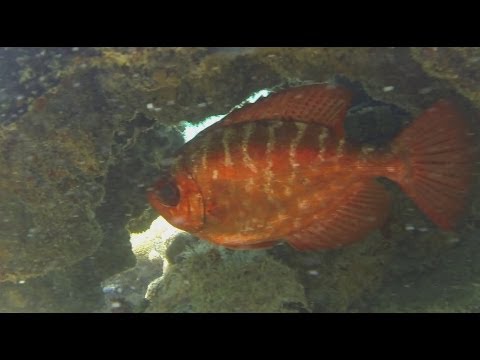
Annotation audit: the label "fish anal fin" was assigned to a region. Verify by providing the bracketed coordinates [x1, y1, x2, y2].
[286, 180, 391, 251]
[219, 84, 352, 138]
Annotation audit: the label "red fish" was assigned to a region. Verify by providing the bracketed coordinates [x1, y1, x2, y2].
[148, 84, 476, 250]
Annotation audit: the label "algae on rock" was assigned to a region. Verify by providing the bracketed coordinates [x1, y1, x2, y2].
[146, 242, 309, 313]
[271, 231, 393, 312]
[363, 229, 480, 312]
[411, 47, 480, 108]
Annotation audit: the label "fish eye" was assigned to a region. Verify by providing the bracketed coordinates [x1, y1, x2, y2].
[155, 180, 180, 207]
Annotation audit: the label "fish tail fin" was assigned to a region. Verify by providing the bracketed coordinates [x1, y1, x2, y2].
[390, 100, 476, 230]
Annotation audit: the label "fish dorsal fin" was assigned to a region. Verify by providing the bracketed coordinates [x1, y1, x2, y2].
[286, 180, 391, 251]
[218, 84, 352, 138]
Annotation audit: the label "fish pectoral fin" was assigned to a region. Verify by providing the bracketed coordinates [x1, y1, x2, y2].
[216, 84, 352, 138]
[286, 180, 391, 251]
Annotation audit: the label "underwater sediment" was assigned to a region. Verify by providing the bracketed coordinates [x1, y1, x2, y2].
[0, 47, 479, 312]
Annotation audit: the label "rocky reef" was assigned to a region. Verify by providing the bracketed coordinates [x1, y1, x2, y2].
[146, 241, 308, 313]
[0, 47, 479, 312]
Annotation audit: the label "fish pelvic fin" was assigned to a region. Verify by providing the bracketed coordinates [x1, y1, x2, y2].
[390, 100, 476, 230]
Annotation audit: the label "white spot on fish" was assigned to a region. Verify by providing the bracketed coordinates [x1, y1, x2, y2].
[245, 178, 255, 193]
[264, 122, 282, 199]
[242, 123, 257, 173]
[276, 213, 289, 222]
[293, 218, 302, 228]
[336, 139, 346, 157]
[317, 127, 329, 160]
[222, 128, 234, 167]
[298, 200, 309, 210]
[289, 122, 307, 183]
[361, 145, 375, 154]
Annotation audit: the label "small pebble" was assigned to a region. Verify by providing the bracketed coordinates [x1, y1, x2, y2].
[447, 237, 460, 244]
[418, 87, 432, 95]
[383, 86, 394, 92]
[102, 285, 117, 294]
[111, 301, 122, 309]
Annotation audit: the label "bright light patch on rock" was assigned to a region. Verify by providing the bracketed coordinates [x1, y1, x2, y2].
[245, 89, 271, 103]
[180, 89, 272, 142]
[130, 216, 185, 254]
[180, 114, 226, 142]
